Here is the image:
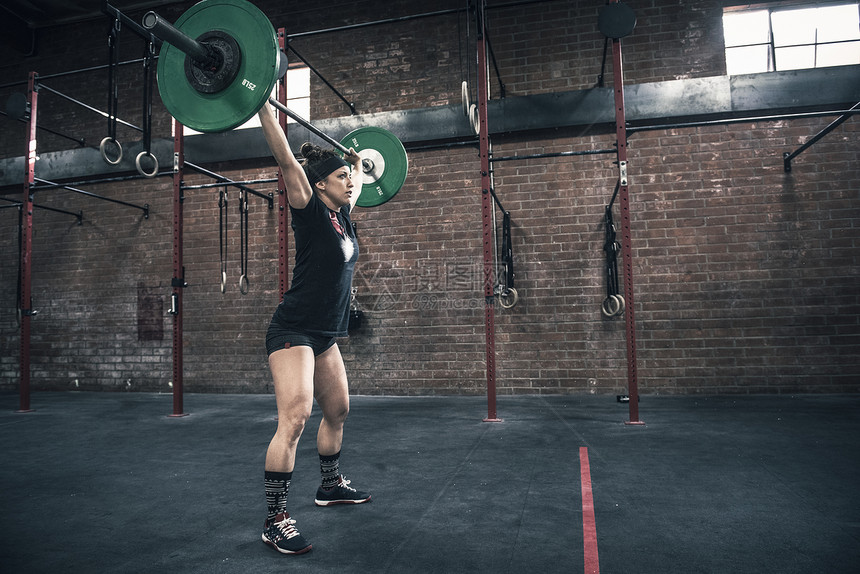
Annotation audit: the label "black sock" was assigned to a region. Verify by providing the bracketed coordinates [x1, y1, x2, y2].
[264, 470, 291, 522]
[319, 451, 341, 490]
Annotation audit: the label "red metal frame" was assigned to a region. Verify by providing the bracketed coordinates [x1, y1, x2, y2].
[609, 2, 643, 425]
[17, 71, 37, 413]
[170, 119, 188, 417]
[277, 28, 290, 297]
[476, 1, 501, 422]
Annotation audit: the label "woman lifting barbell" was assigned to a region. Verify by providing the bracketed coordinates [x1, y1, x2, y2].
[257, 102, 371, 556]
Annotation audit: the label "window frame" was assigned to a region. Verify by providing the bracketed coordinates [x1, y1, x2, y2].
[723, 1, 860, 74]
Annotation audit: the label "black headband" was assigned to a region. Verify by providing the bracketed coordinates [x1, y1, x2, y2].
[305, 156, 349, 184]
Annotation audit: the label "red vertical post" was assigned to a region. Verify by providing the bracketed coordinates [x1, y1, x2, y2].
[17, 71, 37, 413]
[476, 1, 501, 422]
[170, 119, 187, 417]
[609, 6, 643, 425]
[277, 28, 290, 297]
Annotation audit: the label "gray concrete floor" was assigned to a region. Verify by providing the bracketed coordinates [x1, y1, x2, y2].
[1, 391, 858, 573]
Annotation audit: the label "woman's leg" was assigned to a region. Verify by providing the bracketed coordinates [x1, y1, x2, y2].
[262, 345, 315, 555]
[266, 345, 316, 471]
[312, 343, 371, 505]
[312, 343, 350, 457]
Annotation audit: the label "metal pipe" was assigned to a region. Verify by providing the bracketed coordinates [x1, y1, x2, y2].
[476, 0, 501, 423]
[405, 140, 478, 152]
[0, 109, 86, 146]
[38, 83, 143, 133]
[18, 72, 37, 413]
[33, 177, 149, 218]
[35, 204, 84, 223]
[170, 118, 187, 417]
[142, 11, 218, 69]
[268, 97, 350, 154]
[489, 186, 506, 214]
[485, 34, 506, 99]
[0, 197, 83, 223]
[609, 0, 643, 426]
[627, 108, 860, 135]
[184, 161, 274, 208]
[491, 148, 616, 162]
[288, 44, 356, 115]
[181, 178, 278, 191]
[286, 0, 563, 38]
[103, 2, 162, 45]
[30, 172, 172, 191]
[783, 102, 860, 172]
[287, 7, 464, 38]
[0, 59, 150, 89]
[277, 27, 291, 300]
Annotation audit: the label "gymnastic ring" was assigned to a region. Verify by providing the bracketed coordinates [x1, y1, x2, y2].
[499, 287, 519, 309]
[239, 274, 249, 295]
[601, 294, 622, 317]
[469, 103, 480, 135]
[135, 150, 159, 178]
[99, 137, 123, 165]
[461, 80, 470, 117]
[614, 294, 625, 315]
[600, 296, 618, 317]
[220, 271, 227, 294]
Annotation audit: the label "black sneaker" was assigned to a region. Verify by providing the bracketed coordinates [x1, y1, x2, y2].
[261, 512, 312, 555]
[314, 475, 372, 506]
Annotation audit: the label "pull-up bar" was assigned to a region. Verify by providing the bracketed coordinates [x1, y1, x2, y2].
[0, 197, 83, 224]
[33, 177, 150, 218]
[184, 162, 274, 209]
[38, 83, 143, 133]
[490, 148, 617, 162]
[1, 106, 86, 147]
[181, 177, 278, 191]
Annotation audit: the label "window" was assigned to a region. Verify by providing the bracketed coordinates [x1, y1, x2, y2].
[184, 65, 310, 134]
[723, 2, 860, 75]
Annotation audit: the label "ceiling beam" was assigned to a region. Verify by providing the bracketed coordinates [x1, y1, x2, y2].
[1, 65, 857, 189]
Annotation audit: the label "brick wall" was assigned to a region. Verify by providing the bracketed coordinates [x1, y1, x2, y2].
[1, 0, 858, 396]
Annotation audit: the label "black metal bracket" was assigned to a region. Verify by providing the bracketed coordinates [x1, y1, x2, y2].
[783, 103, 859, 172]
[171, 274, 186, 288]
[485, 34, 506, 99]
[287, 42, 356, 115]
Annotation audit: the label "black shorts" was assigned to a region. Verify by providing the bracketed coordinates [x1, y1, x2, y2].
[266, 328, 336, 357]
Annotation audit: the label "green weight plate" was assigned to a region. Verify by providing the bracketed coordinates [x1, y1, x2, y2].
[156, 0, 278, 132]
[340, 127, 408, 208]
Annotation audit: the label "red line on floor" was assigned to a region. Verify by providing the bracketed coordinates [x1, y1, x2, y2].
[580, 446, 600, 574]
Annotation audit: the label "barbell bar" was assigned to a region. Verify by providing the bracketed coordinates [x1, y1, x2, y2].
[141, 0, 407, 207]
[266, 98, 349, 155]
[269, 98, 408, 207]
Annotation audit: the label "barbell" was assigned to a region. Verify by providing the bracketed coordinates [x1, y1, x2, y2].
[143, 0, 407, 207]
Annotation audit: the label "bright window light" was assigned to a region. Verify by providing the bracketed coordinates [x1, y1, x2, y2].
[723, 2, 860, 74]
[184, 66, 311, 135]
